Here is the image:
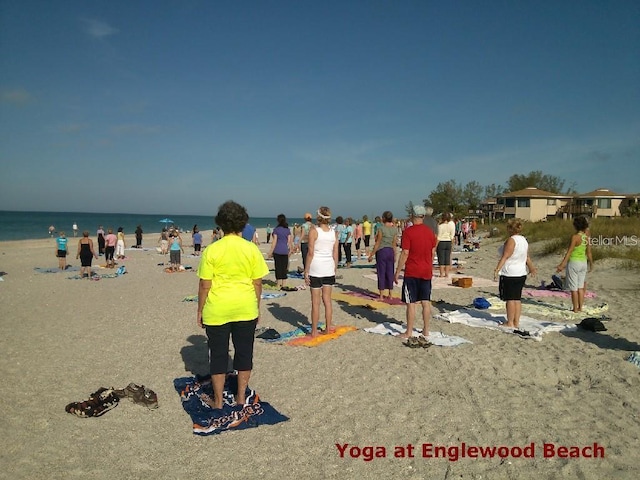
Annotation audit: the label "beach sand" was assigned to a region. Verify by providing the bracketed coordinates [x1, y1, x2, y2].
[0, 229, 638, 479]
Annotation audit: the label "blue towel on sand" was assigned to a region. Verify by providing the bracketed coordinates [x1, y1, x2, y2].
[174, 375, 288, 435]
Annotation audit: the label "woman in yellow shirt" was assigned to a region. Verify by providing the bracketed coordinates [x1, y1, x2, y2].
[197, 201, 269, 409]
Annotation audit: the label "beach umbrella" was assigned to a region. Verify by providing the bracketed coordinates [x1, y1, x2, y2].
[159, 218, 174, 228]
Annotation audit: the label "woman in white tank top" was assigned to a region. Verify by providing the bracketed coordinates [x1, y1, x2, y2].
[304, 207, 339, 338]
[494, 219, 537, 329]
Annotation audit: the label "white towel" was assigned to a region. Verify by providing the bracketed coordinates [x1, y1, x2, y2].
[364, 322, 472, 347]
[435, 309, 576, 341]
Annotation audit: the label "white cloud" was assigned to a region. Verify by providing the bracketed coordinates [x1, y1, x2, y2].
[1, 87, 34, 105]
[81, 18, 118, 39]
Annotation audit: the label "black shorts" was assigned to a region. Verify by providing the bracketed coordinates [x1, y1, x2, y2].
[499, 275, 527, 301]
[57, 250, 67, 258]
[309, 275, 336, 289]
[401, 277, 432, 303]
[194, 244, 201, 252]
[364, 235, 371, 247]
[205, 319, 258, 375]
[436, 241, 452, 266]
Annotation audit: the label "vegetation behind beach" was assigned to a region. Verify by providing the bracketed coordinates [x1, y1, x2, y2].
[488, 217, 640, 266]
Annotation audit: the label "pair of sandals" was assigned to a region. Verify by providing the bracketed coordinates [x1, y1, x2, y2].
[403, 336, 433, 349]
[65, 388, 120, 418]
[114, 383, 159, 409]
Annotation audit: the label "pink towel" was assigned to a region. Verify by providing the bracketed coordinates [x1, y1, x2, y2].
[523, 289, 596, 298]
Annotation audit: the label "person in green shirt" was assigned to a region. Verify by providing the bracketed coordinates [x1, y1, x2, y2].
[556, 216, 593, 312]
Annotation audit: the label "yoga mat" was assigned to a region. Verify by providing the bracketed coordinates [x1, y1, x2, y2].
[485, 296, 609, 320]
[332, 291, 399, 310]
[523, 288, 596, 298]
[362, 273, 498, 290]
[287, 325, 357, 347]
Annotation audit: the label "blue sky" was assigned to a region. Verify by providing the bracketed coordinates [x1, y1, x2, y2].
[1, 0, 638, 219]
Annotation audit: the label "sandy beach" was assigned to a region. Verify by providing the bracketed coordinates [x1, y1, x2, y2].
[0, 228, 638, 479]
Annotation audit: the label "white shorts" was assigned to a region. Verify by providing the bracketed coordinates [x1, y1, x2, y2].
[565, 261, 587, 291]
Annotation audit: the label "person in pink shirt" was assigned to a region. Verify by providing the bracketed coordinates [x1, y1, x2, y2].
[354, 220, 363, 258]
[104, 228, 118, 268]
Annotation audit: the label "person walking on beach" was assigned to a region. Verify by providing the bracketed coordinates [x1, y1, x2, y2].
[268, 214, 293, 289]
[72, 222, 78, 237]
[55, 231, 68, 270]
[104, 228, 117, 268]
[49, 225, 56, 237]
[266, 224, 272, 244]
[76, 231, 98, 278]
[556, 216, 593, 312]
[368, 211, 398, 299]
[494, 219, 537, 329]
[197, 200, 269, 409]
[335, 216, 346, 266]
[97, 226, 105, 255]
[135, 225, 143, 248]
[394, 205, 438, 341]
[304, 206, 339, 337]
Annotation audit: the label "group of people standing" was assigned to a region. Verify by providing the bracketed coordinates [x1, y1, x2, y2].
[185, 199, 595, 411]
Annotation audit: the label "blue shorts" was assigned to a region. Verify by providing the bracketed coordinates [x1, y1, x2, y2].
[401, 277, 432, 303]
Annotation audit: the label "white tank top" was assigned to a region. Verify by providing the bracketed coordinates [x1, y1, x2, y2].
[309, 227, 336, 277]
[498, 234, 529, 277]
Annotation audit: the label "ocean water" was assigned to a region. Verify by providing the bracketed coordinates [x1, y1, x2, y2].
[0, 211, 306, 242]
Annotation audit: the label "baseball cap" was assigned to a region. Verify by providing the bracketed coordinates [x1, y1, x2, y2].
[413, 205, 426, 217]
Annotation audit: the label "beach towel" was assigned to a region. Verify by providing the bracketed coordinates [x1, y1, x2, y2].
[523, 288, 596, 298]
[34, 266, 80, 274]
[182, 293, 287, 302]
[174, 375, 288, 436]
[258, 324, 321, 344]
[435, 309, 577, 341]
[485, 296, 609, 320]
[626, 352, 640, 368]
[362, 273, 498, 290]
[332, 291, 400, 310]
[287, 325, 357, 347]
[364, 322, 472, 347]
[341, 290, 404, 306]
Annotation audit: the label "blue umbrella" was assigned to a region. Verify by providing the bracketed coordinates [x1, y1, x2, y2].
[159, 218, 174, 228]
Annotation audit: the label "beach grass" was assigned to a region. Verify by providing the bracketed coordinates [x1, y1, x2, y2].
[488, 217, 640, 266]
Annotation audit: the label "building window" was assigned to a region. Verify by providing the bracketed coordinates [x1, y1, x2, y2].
[505, 198, 515, 208]
[547, 199, 556, 205]
[597, 198, 611, 209]
[517, 198, 530, 207]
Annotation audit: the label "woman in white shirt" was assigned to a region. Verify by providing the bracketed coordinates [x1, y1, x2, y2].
[494, 219, 537, 329]
[304, 206, 339, 338]
[436, 213, 456, 278]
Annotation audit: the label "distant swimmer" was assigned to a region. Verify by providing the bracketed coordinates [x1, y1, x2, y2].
[48, 225, 56, 237]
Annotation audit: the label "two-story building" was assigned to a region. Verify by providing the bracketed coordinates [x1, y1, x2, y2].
[494, 187, 573, 222]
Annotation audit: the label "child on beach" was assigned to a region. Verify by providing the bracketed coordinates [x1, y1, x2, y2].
[55, 232, 68, 270]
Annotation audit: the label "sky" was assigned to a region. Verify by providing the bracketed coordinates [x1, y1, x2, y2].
[1, 0, 639, 219]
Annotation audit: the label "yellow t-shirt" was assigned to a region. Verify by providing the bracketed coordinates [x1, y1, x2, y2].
[197, 235, 270, 326]
[362, 220, 372, 236]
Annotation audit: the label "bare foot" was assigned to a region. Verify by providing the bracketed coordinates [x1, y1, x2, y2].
[399, 333, 412, 339]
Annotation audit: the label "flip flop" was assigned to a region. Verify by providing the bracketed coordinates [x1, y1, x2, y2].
[403, 337, 421, 348]
[416, 336, 433, 348]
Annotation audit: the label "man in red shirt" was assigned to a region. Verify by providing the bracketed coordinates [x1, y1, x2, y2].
[395, 205, 438, 340]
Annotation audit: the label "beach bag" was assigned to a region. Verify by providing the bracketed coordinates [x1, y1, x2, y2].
[473, 297, 491, 309]
[116, 265, 127, 275]
[577, 317, 606, 332]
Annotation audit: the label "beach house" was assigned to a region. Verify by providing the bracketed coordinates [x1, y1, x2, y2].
[494, 187, 573, 222]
